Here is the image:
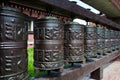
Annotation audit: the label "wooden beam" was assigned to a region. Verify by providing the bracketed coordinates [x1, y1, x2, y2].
[38, 0, 120, 30]
[9, 0, 120, 30]
[91, 67, 103, 80]
[33, 51, 120, 80]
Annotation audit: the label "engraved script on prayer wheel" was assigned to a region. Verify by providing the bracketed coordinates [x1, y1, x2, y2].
[111, 30, 116, 51]
[34, 16, 64, 70]
[115, 31, 119, 50]
[104, 28, 111, 53]
[0, 7, 28, 80]
[64, 22, 84, 62]
[85, 25, 97, 59]
[97, 25, 104, 56]
[118, 31, 120, 50]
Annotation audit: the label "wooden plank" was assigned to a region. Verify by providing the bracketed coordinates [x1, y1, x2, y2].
[8, 0, 120, 30]
[38, 0, 120, 30]
[32, 51, 120, 80]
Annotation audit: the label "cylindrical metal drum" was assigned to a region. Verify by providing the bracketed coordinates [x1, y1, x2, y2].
[97, 25, 104, 56]
[118, 31, 120, 50]
[64, 22, 84, 62]
[115, 31, 119, 50]
[85, 25, 97, 59]
[117, 31, 119, 50]
[0, 7, 28, 80]
[110, 30, 116, 51]
[104, 28, 111, 53]
[34, 16, 64, 70]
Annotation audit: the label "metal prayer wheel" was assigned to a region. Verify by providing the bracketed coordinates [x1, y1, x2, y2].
[64, 22, 84, 62]
[34, 16, 64, 70]
[118, 31, 120, 49]
[85, 25, 97, 59]
[110, 30, 116, 51]
[118, 31, 120, 50]
[0, 7, 28, 80]
[97, 26, 104, 56]
[115, 31, 119, 50]
[104, 28, 111, 53]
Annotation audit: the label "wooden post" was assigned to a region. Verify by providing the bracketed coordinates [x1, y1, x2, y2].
[91, 67, 103, 80]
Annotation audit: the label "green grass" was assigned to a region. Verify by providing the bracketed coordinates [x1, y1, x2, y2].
[28, 48, 34, 77]
[27, 48, 47, 78]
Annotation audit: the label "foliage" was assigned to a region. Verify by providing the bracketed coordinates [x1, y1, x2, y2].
[27, 48, 47, 78]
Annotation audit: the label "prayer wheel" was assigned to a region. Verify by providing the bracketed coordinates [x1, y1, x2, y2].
[34, 16, 64, 70]
[118, 31, 120, 49]
[64, 22, 84, 62]
[111, 30, 116, 51]
[104, 28, 111, 53]
[115, 31, 119, 50]
[85, 25, 97, 59]
[97, 25, 104, 56]
[0, 7, 28, 80]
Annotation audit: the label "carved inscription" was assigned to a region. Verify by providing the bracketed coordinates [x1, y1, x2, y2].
[64, 24, 84, 62]
[0, 7, 27, 79]
[34, 49, 63, 69]
[0, 49, 27, 76]
[97, 27, 104, 54]
[34, 17, 64, 70]
[85, 27, 97, 58]
[2, 20, 27, 41]
[35, 27, 63, 40]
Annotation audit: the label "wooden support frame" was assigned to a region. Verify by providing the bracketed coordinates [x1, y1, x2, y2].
[91, 67, 103, 80]
[7, 0, 120, 30]
[34, 51, 120, 80]
[38, 0, 120, 29]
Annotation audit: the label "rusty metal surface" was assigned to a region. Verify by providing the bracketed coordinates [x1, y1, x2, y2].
[0, 7, 28, 80]
[85, 25, 97, 58]
[34, 16, 64, 70]
[64, 22, 84, 62]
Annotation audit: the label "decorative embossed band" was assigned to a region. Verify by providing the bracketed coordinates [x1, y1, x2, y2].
[0, 42, 27, 49]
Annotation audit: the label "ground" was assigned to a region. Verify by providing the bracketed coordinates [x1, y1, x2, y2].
[102, 60, 120, 80]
